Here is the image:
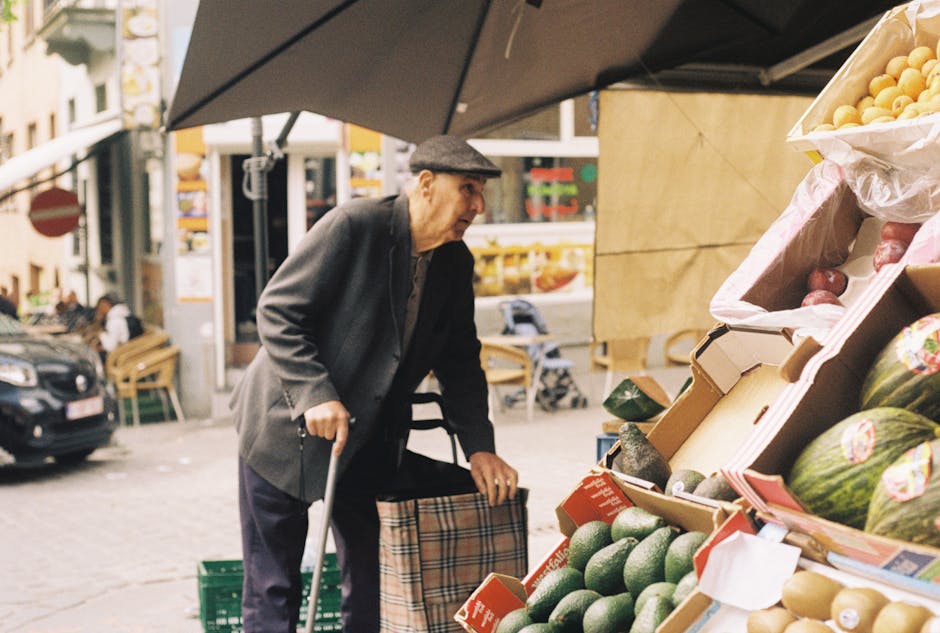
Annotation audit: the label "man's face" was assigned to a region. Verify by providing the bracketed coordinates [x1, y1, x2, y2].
[425, 172, 487, 244]
[94, 300, 111, 321]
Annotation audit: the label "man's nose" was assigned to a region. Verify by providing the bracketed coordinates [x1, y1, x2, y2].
[472, 194, 486, 216]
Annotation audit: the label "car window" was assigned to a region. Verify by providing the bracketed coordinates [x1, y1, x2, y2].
[0, 314, 26, 336]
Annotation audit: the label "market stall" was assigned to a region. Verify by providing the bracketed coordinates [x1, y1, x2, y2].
[459, 2, 940, 631]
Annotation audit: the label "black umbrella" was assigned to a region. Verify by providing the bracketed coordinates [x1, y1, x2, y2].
[166, 0, 899, 141]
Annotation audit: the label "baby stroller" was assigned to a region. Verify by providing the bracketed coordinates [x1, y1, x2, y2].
[498, 298, 589, 412]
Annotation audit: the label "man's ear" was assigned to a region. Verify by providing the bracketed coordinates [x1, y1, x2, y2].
[417, 169, 435, 198]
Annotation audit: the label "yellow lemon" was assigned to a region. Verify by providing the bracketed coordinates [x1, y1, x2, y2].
[886, 55, 910, 79]
[922, 58, 938, 78]
[832, 104, 862, 127]
[812, 123, 836, 132]
[869, 73, 897, 98]
[839, 122, 861, 129]
[898, 67, 927, 98]
[892, 94, 914, 115]
[908, 45, 936, 70]
[870, 115, 896, 124]
[856, 95, 875, 112]
[873, 85, 903, 110]
[861, 106, 892, 124]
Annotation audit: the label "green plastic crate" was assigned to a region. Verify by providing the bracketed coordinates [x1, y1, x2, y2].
[198, 555, 342, 632]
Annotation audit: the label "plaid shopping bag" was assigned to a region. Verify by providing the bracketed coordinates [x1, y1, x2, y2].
[376, 454, 528, 633]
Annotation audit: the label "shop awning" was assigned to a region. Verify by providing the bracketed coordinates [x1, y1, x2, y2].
[0, 117, 124, 194]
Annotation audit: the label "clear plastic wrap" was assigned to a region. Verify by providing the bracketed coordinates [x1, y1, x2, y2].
[711, 149, 940, 342]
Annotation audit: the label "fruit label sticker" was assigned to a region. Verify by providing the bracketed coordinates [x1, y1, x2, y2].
[837, 608, 861, 631]
[896, 315, 940, 375]
[841, 418, 876, 464]
[880, 441, 932, 502]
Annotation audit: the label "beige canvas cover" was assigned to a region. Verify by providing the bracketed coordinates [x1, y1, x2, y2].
[594, 89, 815, 343]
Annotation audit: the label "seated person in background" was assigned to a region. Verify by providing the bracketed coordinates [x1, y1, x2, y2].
[55, 289, 93, 332]
[0, 286, 16, 319]
[91, 293, 144, 360]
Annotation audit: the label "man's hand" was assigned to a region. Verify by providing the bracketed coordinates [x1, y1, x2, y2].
[303, 400, 351, 456]
[469, 452, 519, 506]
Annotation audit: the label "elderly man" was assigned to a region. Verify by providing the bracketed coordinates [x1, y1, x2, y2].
[229, 135, 519, 633]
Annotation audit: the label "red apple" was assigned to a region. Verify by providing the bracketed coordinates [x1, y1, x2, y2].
[806, 267, 848, 296]
[880, 221, 921, 246]
[873, 238, 908, 272]
[802, 289, 842, 307]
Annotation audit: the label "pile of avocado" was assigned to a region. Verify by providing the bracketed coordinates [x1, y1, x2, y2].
[612, 422, 738, 503]
[496, 506, 707, 633]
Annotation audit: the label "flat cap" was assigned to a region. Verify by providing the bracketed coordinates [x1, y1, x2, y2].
[409, 135, 501, 178]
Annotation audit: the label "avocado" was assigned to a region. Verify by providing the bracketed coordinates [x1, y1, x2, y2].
[671, 571, 698, 607]
[664, 469, 705, 496]
[634, 582, 675, 615]
[692, 473, 737, 501]
[548, 589, 602, 633]
[526, 567, 584, 622]
[584, 537, 637, 595]
[610, 506, 665, 542]
[622, 526, 677, 595]
[496, 607, 534, 633]
[628, 596, 673, 633]
[567, 520, 613, 572]
[582, 592, 635, 633]
[518, 624, 560, 633]
[664, 531, 708, 583]
[614, 422, 671, 489]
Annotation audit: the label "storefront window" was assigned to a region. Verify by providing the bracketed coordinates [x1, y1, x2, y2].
[573, 93, 598, 137]
[482, 156, 597, 224]
[304, 156, 336, 229]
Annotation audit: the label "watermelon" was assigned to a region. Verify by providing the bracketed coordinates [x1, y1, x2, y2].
[786, 407, 940, 529]
[860, 313, 940, 421]
[865, 438, 940, 547]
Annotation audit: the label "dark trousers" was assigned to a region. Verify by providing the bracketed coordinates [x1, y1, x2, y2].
[238, 438, 399, 633]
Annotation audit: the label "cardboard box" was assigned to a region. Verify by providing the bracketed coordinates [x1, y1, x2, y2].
[453, 574, 526, 633]
[787, 1, 940, 158]
[710, 162, 867, 330]
[521, 536, 568, 596]
[455, 471, 731, 633]
[600, 324, 805, 500]
[724, 264, 940, 594]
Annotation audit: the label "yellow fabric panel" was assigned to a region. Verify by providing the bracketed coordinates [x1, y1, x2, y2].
[594, 89, 814, 341]
[594, 245, 753, 342]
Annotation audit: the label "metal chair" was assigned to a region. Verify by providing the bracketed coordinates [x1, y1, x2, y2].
[479, 341, 534, 421]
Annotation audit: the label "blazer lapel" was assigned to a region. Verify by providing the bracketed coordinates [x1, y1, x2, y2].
[388, 195, 412, 356]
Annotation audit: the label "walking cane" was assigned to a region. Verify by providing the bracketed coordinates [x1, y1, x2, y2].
[304, 418, 353, 633]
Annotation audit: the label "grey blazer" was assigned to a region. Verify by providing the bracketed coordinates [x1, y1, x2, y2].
[230, 193, 495, 502]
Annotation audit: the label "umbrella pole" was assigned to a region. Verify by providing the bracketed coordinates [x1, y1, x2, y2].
[242, 113, 300, 301]
[249, 117, 269, 300]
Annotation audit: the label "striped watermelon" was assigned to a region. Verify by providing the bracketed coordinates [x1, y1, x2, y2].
[860, 313, 940, 421]
[865, 438, 940, 547]
[786, 407, 940, 529]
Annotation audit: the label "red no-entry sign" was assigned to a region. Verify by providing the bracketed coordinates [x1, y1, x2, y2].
[29, 187, 82, 237]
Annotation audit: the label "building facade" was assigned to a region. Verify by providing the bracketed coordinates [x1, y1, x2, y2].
[1, 0, 599, 420]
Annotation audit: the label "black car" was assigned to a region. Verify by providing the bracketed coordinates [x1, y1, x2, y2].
[0, 314, 118, 465]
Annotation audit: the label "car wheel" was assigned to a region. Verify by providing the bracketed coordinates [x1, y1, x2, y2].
[54, 448, 95, 465]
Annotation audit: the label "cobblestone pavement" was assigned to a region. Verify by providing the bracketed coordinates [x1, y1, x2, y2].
[0, 359, 690, 633]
